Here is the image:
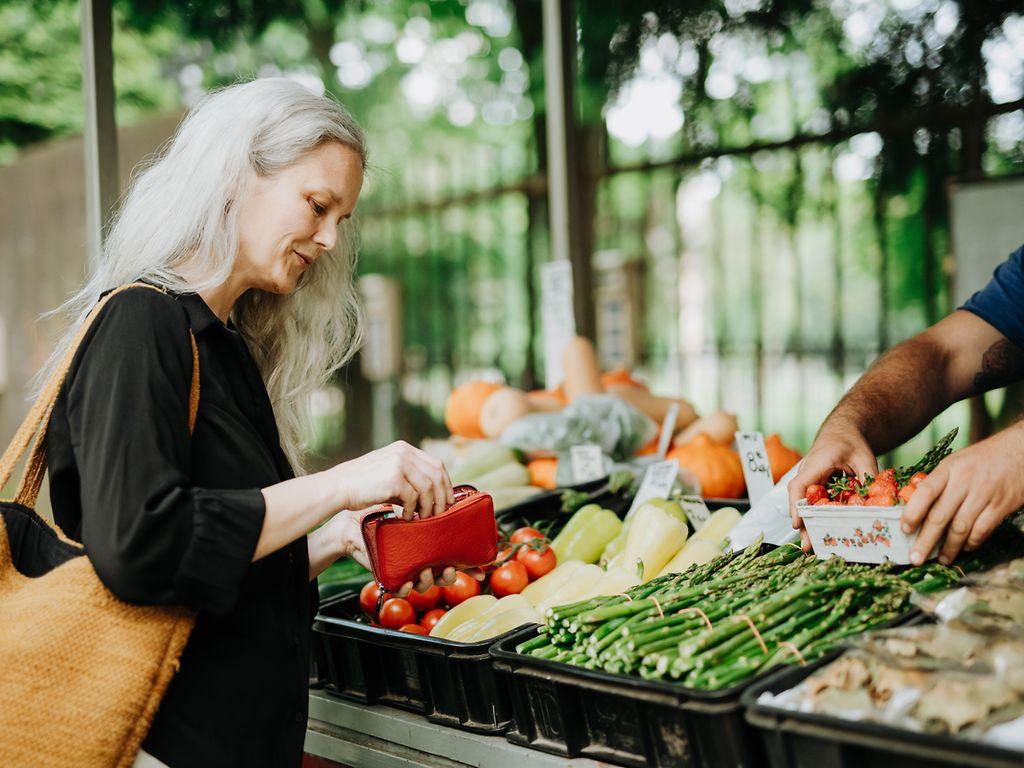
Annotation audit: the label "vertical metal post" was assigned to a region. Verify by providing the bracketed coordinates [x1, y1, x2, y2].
[542, 0, 594, 340]
[81, 0, 119, 267]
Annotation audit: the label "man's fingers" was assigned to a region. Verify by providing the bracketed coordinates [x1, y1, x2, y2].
[849, 452, 879, 480]
[965, 506, 1006, 552]
[938, 497, 981, 565]
[901, 466, 947, 534]
[800, 528, 811, 552]
[910, 483, 967, 566]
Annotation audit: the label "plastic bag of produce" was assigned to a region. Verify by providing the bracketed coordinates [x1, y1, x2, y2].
[500, 394, 657, 462]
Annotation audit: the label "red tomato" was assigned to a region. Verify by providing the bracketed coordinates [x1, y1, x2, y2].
[420, 608, 447, 632]
[510, 527, 546, 545]
[516, 545, 557, 580]
[406, 585, 443, 612]
[399, 623, 429, 635]
[359, 581, 391, 619]
[490, 561, 529, 597]
[442, 571, 481, 607]
[378, 598, 416, 630]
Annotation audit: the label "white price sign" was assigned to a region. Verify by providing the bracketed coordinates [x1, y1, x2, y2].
[735, 431, 774, 504]
[628, 460, 679, 516]
[677, 495, 712, 530]
[541, 260, 577, 389]
[656, 403, 680, 459]
[569, 444, 606, 484]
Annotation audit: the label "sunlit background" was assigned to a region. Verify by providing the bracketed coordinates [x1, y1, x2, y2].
[1, 0, 1022, 470]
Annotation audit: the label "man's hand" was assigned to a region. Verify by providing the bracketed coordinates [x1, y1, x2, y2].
[788, 424, 879, 550]
[901, 423, 1024, 565]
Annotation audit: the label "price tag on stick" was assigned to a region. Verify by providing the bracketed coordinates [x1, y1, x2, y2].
[541, 260, 576, 390]
[656, 403, 680, 459]
[677, 495, 712, 530]
[628, 460, 679, 516]
[735, 431, 774, 504]
[569, 444, 606, 484]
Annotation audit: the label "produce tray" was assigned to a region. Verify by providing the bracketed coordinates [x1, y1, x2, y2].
[489, 606, 917, 768]
[491, 625, 775, 767]
[741, 658, 1024, 768]
[314, 592, 529, 734]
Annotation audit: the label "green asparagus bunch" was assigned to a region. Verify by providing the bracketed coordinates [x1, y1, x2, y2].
[515, 541, 959, 690]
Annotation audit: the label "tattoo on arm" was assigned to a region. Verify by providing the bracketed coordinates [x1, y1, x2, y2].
[973, 339, 1024, 393]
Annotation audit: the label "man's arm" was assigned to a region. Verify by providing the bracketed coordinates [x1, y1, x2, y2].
[788, 310, 1023, 548]
[826, 310, 1024, 454]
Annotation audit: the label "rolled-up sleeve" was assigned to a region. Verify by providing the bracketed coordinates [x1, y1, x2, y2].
[66, 289, 266, 614]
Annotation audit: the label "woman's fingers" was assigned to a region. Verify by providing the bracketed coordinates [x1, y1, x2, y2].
[415, 568, 435, 592]
[435, 566, 457, 586]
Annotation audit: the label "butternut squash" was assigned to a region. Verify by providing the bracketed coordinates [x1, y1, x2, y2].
[562, 337, 604, 401]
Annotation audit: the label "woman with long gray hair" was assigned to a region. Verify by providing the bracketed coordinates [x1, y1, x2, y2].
[38, 77, 456, 767]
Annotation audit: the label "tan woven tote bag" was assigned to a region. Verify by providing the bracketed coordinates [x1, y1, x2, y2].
[0, 283, 200, 768]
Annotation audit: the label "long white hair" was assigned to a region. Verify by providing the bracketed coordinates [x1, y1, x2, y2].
[36, 77, 367, 474]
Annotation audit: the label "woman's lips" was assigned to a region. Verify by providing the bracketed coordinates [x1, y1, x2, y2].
[294, 250, 311, 266]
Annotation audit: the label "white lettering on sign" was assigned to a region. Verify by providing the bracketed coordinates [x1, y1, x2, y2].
[735, 431, 774, 504]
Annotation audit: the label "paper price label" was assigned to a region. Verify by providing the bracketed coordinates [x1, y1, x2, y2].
[656, 403, 680, 459]
[735, 431, 774, 504]
[541, 260, 576, 389]
[570, 444, 606, 484]
[677, 495, 712, 530]
[628, 460, 679, 516]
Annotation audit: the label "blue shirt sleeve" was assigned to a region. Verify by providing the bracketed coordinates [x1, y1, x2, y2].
[961, 244, 1024, 350]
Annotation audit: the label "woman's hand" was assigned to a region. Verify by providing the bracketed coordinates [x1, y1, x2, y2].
[901, 424, 1024, 565]
[331, 440, 454, 520]
[308, 508, 484, 595]
[788, 422, 878, 550]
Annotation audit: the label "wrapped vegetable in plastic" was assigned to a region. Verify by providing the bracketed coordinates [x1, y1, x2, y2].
[500, 394, 657, 462]
[551, 504, 623, 564]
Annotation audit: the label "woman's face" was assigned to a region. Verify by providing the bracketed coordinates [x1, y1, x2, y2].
[234, 141, 364, 294]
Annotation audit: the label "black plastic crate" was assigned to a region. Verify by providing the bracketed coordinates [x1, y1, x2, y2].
[742, 658, 1024, 768]
[313, 592, 528, 734]
[491, 625, 776, 767]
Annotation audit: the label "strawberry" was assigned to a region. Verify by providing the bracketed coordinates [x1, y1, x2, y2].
[909, 472, 928, 487]
[806, 484, 829, 505]
[897, 484, 916, 503]
[845, 494, 866, 506]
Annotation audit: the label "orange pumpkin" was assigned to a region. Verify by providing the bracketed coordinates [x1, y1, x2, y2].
[601, 369, 647, 391]
[444, 381, 502, 438]
[635, 430, 660, 456]
[667, 434, 746, 499]
[765, 434, 802, 482]
[527, 458, 558, 490]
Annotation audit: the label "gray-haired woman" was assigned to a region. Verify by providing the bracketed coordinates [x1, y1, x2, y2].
[40, 78, 458, 768]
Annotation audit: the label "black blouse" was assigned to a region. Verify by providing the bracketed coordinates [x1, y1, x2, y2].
[47, 285, 315, 768]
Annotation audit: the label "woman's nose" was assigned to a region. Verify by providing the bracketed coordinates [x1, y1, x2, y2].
[313, 221, 338, 252]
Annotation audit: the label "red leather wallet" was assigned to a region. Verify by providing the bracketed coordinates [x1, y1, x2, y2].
[361, 485, 498, 592]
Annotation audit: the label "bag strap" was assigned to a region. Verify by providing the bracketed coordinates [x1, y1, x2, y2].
[0, 283, 201, 508]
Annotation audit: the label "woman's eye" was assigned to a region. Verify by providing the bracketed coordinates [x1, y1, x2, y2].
[309, 198, 325, 215]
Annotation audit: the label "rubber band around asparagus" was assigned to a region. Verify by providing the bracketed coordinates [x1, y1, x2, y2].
[675, 606, 713, 631]
[735, 613, 768, 654]
[649, 595, 664, 619]
[611, 593, 634, 603]
[776, 641, 807, 666]
[954, 565, 965, 577]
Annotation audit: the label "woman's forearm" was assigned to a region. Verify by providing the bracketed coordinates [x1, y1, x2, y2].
[255, 468, 346, 562]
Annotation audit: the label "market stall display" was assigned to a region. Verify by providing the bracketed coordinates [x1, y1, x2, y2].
[743, 534, 1024, 768]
